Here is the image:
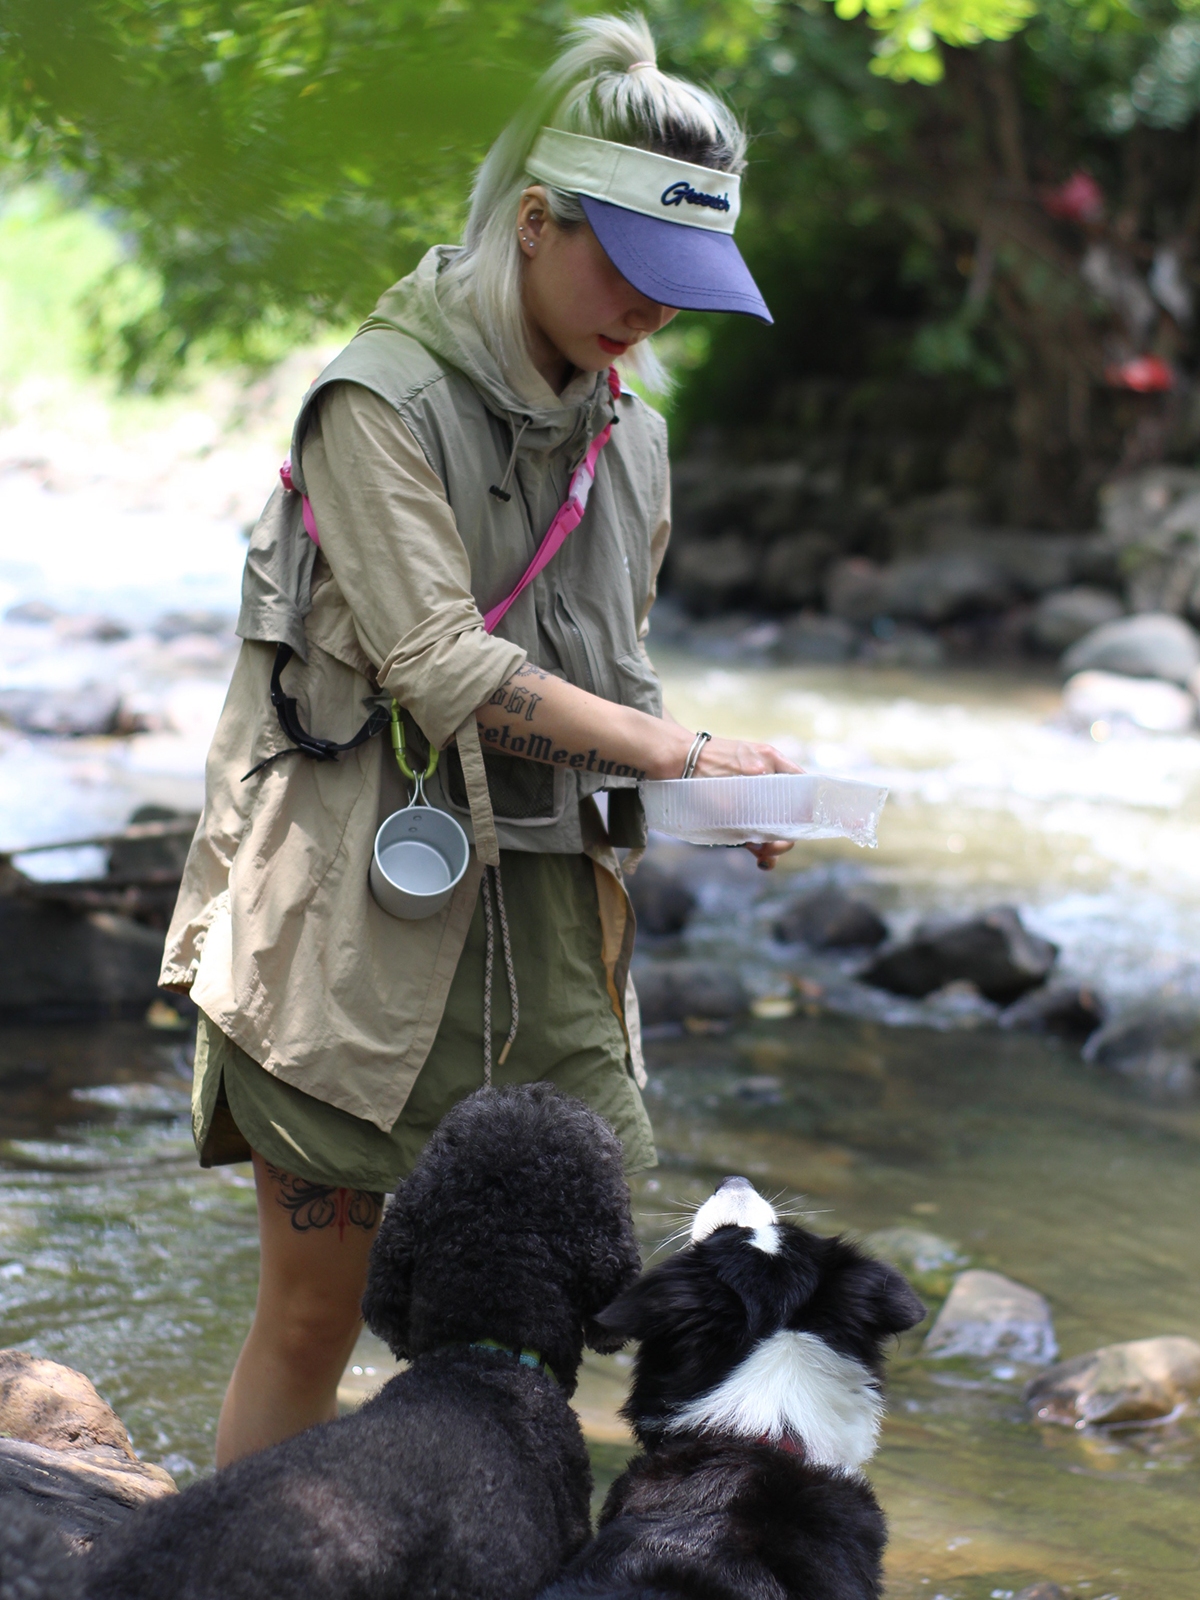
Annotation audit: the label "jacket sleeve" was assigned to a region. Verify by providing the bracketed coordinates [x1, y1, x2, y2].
[300, 382, 525, 749]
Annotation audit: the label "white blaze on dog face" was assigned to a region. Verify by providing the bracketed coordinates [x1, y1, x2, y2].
[691, 1178, 779, 1251]
[665, 1329, 883, 1472]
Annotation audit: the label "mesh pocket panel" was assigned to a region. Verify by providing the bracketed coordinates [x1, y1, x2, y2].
[445, 747, 558, 820]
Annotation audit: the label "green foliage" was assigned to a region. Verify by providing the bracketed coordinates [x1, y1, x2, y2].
[833, 0, 1038, 83]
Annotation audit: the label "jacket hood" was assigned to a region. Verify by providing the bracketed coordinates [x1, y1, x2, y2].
[358, 245, 611, 455]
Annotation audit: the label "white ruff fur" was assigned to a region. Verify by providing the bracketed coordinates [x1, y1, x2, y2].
[691, 1184, 779, 1243]
[665, 1329, 883, 1471]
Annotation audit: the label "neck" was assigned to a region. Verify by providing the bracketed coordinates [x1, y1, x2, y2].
[521, 311, 572, 393]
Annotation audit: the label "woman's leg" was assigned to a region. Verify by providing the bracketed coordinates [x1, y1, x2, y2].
[215, 1152, 383, 1467]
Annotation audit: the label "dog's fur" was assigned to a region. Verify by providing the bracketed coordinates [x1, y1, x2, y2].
[0, 1085, 640, 1600]
[539, 1177, 925, 1600]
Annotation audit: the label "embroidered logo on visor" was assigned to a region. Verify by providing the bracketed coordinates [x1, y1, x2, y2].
[661, 181, 731, 214]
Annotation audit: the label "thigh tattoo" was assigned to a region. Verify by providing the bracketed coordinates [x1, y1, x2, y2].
[265, 1165, 383, 1240]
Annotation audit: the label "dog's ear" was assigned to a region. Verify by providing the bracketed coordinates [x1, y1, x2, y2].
[360, 1183, 416, 1358]
[587, 1266, 659, 1350]
[842, 1256, 926, 1338]
[581, 1212, 643, 1353]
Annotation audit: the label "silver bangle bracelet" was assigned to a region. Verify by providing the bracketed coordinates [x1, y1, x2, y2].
[681, 730, 712, 780]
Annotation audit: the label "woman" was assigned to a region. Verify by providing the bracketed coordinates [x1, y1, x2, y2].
[161, 12, 799, 1468]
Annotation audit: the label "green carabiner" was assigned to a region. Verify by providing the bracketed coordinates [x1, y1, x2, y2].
[390, 701, 438, 783]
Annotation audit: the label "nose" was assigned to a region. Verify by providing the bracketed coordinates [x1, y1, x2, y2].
[624, 299, 676, 335]
[716, 1175, 753, 1193]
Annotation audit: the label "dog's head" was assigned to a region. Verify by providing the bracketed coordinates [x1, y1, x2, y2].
[361, 1084, 640, 1395]
[595, 1177, 925, 1470]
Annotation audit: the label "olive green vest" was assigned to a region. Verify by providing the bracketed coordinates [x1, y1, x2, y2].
[238, 262, 667, 855]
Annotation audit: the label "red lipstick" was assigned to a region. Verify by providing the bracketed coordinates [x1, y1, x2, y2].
[597, 335, 629, 355]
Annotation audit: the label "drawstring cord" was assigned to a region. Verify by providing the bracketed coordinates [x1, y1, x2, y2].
[488, 416, 531, 502]
[480, 864, 519, 1084]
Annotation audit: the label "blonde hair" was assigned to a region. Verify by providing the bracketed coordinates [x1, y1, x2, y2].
[445, 12, 746, 399]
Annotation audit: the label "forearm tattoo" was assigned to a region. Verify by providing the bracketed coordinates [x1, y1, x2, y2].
[480, 663, 647, 780]
[265, 1164, 383, 1240]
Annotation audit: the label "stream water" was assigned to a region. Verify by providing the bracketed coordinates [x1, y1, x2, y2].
[1, 654, 1199, 1600]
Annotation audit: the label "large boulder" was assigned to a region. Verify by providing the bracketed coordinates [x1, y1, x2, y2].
[1082, 998, 1200, 1098]
[1062, 670, 1195, 734]
[0, 1351, 174, 1549]
[825, 554, 1014, 627]
[999, 982, 1105, 1041]
[862, 907, 1057, 1004]
[0, 900, 165, 1018]
[634, 961, 748, 1027]
[1025, 1335, 1200, 1427]
[760, 532, 837, 609]
[1028, 586, 1124, 653]
[1062, 612, 1200, 684]
[626, 860, 697, 938]
[106, 806, 197, 881]
[773, 885, 886, 949]
[669, 534, 759, 615]
[923, 1270, 1057, 1364]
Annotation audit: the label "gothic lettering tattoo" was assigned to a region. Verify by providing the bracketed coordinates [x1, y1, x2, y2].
[477, 721, 646, 779]
[265, 1164, 383, 1240]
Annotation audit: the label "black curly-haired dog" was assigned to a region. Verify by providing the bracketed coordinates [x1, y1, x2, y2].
[0, 1084, 640, 1600]
[538, 1176, 925, 1600]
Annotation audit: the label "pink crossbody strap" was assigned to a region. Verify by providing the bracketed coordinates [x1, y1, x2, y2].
[278, 367, 621, 634]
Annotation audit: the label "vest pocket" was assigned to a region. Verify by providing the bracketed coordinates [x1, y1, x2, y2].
[442, 745, 566, 824]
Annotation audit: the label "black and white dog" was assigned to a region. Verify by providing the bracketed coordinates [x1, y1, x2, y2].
[540, 1176, 926, 1600]
[0, 1085, 641, 1600]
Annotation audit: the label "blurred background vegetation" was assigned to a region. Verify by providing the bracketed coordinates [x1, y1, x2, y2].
[4, 0, 1200, 526]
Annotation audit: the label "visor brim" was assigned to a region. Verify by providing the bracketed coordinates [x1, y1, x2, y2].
[580, 195, 772, 324]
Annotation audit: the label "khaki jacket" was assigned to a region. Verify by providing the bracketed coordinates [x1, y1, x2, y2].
[161, 249, 669, 1129]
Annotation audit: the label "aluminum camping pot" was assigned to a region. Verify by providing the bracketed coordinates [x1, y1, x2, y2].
[369, 784, 470, 920]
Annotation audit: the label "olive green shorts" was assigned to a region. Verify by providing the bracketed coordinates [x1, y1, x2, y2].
[192, 850, 655, 1191]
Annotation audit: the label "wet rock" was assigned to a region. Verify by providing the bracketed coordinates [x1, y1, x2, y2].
[773, 886, 886, 949]
[107, 806, 197, 882]
[670, 534, 759, 615]
[1014, 1586, 1065, 1600]
[53, 614, 130, 644]
[152, 608, 231, 640]
[924, 1269, 1057, 1364]
[1062, 670, 1195, 734]
[863, 1227, 966, 1300]
[3, 599, 59, 625]
[858, 624, 945, 669]
[627, 860, 697, 938]
[1025, 1335, 1200, 1427]
[1082, 998, 1200, 1098]
[1062, 612, 1200, 684]
[999, 982, 1106, 1041]
[633, 961, 748, 1027]
[1028, 586, 1124, 653]
[0, 901, 165, 1018]
[0, 687, 122, 737]
[825, 558, 885, 624]
[775, 612, 860, 664]
[0, 1350, 174, 1547]
[862, 907, 1057, 1005]
[760, 532, 836, 609]
[825, 554, 1014, 626]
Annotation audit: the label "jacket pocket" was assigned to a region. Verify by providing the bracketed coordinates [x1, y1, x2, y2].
[613, 650, 663, 717]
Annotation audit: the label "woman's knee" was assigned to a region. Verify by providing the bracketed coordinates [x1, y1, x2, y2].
[252, 1286, 362, 1378]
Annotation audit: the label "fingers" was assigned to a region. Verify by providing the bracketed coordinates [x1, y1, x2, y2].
[744, 840, 795, 871]
[693, 739, 805, 778]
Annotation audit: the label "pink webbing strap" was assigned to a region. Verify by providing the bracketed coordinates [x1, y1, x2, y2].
[277, 367, 621, 632]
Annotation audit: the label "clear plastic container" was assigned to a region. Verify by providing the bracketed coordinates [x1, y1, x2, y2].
[639, 773, 888, 848]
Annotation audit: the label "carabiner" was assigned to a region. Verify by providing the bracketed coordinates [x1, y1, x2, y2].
[389, 702, 439, 785]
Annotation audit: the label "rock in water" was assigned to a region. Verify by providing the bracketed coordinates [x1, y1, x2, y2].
[0, 1351, 174, 1548]
[1025, 1336, 1200, 1427]
[0, 687, 122, 738]
[775, 612, 860, 664]
[1062, 612, 1200, 684]
[626, 861, 697, 938]
[923, 1270, 1057, 1364]
[1014, 1586, 1066, 1600]
[0, 902, 165, 1019]
[774, 886, 887, 949]
[862, 1227, 965, 1300]
[633, 961, 748, 1027]
[1062, 670, 1195, 734]
[863, 907, 1057, 1004]
[1029, 586, 1124, 653]
[1083, 999, 1200, 1098]
[999, 982, 1106, 1041]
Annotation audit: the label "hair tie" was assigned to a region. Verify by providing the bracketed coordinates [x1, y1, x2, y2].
[628, 60, 656, 72]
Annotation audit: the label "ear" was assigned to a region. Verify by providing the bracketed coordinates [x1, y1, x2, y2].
[360, 1183, 416, 1358]
[581, 1207, 642, 1354]
[851, 1256, 926, 1337]
[587, 1266, 658, 1351]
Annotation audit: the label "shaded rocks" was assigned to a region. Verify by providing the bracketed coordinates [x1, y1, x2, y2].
[863, 907, 1057, 1005]
[924, 1270, 1057, 1364]
[863, 1227, 966, 1301]
[999, 982, 1105, 1042]
[1062, 670, 1195, 733]
[0, 1350, 174, 1548]
[1025, 1335, 1200, 1428]
[626, 860, 697, 938]
[0, 900, 166, 1020]
[1062, 611, 1200, 684]
[773, 885, 886, 949]
[1028, 585, 1124, 653]
[775, 612, 859, 664]
[633, 961, 748, 1028]
[826, 554, 1015, 627]
[107, 805, 198, 882]
[670, 533, 759, 614]
[760, 531, 836, 609]
[0, 686, 122, 738]
[1097, 465, 1200, 618]
[1082, 998, 1200, 1098]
